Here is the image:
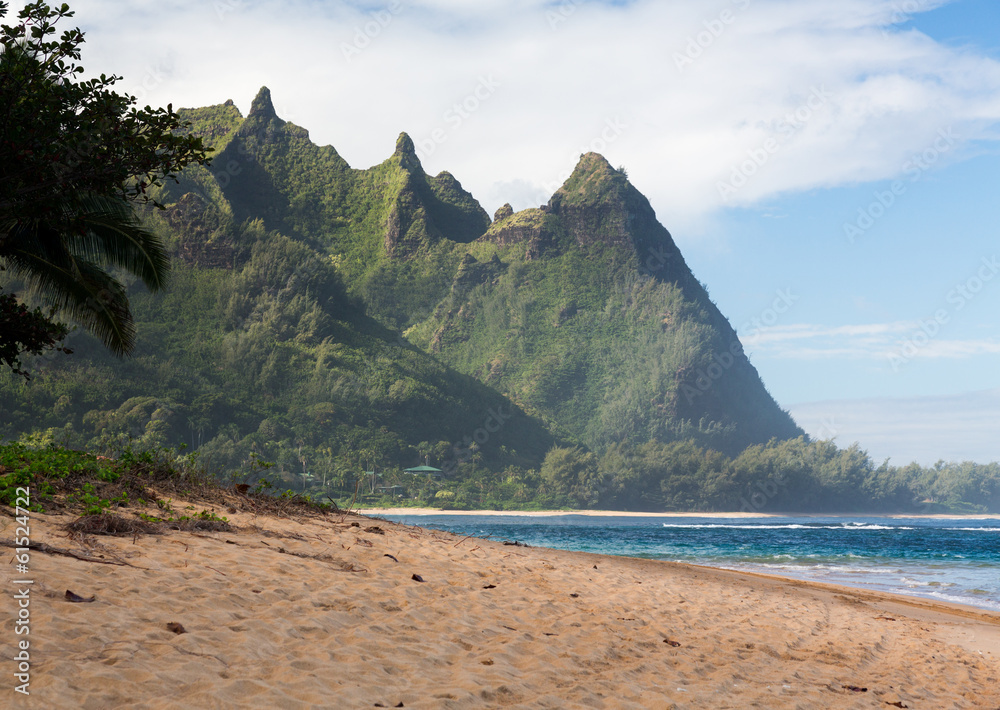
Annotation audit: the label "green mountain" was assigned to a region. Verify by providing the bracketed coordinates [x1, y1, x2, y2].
[408, 152, 802, 454]
[177, 87, 801, 452]
[0, 86, 805, 508]
[172, 88, 489, 332]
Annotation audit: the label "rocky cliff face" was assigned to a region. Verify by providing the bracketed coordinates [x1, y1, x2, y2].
[480, 208, 560, 260]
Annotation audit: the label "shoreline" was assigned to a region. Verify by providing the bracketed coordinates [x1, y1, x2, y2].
[360, 508, 1000, 628]
[358, 506, 1000, 519]
[14, 502, 1000, 706]
[631, 554, 1000, 656]
[361, 507, 1000, 614]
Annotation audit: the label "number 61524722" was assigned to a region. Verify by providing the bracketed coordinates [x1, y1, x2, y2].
[15, 487, 31, 541]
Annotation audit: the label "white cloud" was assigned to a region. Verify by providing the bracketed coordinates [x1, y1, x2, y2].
[742, 321, 1000, 362]
[10, 0, 1000, 226]
[790, 388, 1000, 464]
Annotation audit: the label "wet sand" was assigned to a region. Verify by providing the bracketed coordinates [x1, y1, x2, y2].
[3, 503, 998, 708]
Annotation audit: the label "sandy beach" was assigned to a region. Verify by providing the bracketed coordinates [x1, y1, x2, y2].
[4, 501, 999, 709]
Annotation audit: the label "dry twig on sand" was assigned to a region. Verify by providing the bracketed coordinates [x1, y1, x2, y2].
[0, 537, 139, 568]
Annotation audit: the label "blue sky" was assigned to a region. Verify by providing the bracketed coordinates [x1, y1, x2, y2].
[21, 0, 999, 463]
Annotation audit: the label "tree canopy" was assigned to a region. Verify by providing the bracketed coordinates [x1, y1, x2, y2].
[0, 1, 210, 375]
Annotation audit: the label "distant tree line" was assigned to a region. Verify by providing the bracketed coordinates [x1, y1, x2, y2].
[536, 437, 999, 514]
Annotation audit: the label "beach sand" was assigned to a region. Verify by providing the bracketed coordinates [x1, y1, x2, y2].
[4, 502, 999, 709]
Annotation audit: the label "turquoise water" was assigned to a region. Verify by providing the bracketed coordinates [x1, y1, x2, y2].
[382, 514, 1000, 611]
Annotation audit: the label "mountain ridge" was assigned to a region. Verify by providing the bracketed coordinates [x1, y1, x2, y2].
[0, 85, 808, 509]
[170, 86, 803, 454]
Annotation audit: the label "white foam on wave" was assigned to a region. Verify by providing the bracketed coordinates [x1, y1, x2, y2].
[661, 524, 808, 529]
[725, 562, 897, 575]
[815, 564, 900, 574]
[925, 591, 1000, 612]
[946, 527, 1000, 532]
[900, 577, 955, 588]
[660, 523, 912, 530]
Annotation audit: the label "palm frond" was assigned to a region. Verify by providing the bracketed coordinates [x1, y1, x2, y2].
[63, 193, 170, 291]
[3, 219, 135, 355]
[8, 253, 134, 356]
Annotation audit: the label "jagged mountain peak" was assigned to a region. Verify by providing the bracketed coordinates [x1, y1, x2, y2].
[551, 152, 629, 209]
[493, 203, 514, 223]
[238, 86, 290, 142]
[392, 131, 424, 173]
[571, 151, 617, 177]
[248, 86, 278, 121]
[164, 89, 801, 456]
[395, 131, 416, 156]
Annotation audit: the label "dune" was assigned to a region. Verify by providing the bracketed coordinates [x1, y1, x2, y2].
[3, 501, 998, 709]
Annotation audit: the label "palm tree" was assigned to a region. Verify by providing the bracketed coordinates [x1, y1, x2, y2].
[1, 19, 173, 358]
[0, 192, 169, 356]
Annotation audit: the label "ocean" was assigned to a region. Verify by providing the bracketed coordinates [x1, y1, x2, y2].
[379, 514, 1000, 612]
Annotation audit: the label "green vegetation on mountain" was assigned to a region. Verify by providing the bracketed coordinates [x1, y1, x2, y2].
[0, 211, 554, 502]
[161, 88, 801, 458]
[409, 153, 802, 455]
[164, 88, 489, 334]
[3, 83, 998, 513]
